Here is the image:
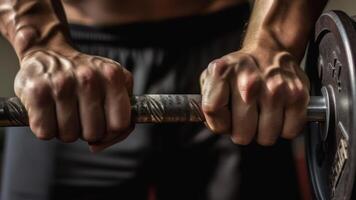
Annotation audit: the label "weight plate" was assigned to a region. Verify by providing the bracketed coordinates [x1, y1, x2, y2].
[305, 11, 356, 200]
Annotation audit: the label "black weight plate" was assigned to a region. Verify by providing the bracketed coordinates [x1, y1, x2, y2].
[306, 11, 356, 200]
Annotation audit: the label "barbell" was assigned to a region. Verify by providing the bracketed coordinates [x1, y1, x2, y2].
[0, 10, 354, 200]
[0, 94, 327, 125]
[305, 10, 356, 200]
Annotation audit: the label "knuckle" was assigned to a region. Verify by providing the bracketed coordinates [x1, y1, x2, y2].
[209, 126, 225, 134]
[26, 84, 53, 107]
[238, 74, 261, 93]
[223, 52, 252, 65]
[30, 119, 55, 140]
[124, 71, 133, 88]
[206, 123, 229, 134]
[113, 61, 122, 68]
[202, 104, 219, 115]
[200, 70, 207, 84]
[266, 78, 286, 97]
[102, 65, 122, 84]
[52, 75, 74, 99]
[14, 75, 26, 96]
[108, 116, 132, 134]
[108, 121, 130, 134]
[281, 132, 299, 140]
[108, 123, 131, 135]
[290, 85, 308, 102]
[76, 68, 98, 89]
[36, 131, 53, 140]
[27, 81, 50, 98]
[208, 59, 230, 78]
[208, 125, 219, 133]
[232, 61, 250, 72]
[238, 81, 250, 94]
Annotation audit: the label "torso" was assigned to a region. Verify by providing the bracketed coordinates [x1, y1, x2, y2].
[62, 0, 247, 25]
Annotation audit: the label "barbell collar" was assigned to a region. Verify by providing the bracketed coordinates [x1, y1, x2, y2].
[307, 96, 327, 122]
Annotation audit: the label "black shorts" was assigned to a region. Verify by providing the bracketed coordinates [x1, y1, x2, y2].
[1, 3, 300, 200]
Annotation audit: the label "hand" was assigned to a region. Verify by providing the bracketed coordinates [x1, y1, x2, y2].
[200, 48, 310, 146]
[14, 48, 133, 152]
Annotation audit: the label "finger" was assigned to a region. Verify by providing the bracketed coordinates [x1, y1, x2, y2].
[89, 134, 128, 153]
[51, 73, 80, 143]
[199, 67, 208, 89]
[281, 78, 309, 139]
[231, 70, 260, 145]
[122, 67, 133, 96]
[100, 64, 132, 141]
[88, 125, 133, 153]
[201, 60, 231, 134]
[76, 67, 105, 143]
[257, 75, 286, 146]
[24, 81, 58, 140]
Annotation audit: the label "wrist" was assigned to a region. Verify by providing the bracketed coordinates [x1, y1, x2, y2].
[19, 39, 76, 64]
[242, 28, 307, 63]
[19, 40, 78, 66]
[12, 25, 73, 61]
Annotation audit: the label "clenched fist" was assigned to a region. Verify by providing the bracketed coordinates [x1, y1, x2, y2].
[14, 48, 133, 152]
[200, 49, 310, 146]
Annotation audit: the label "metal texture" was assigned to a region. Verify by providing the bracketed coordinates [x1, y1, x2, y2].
[305, 10, 356, 200]
[308, 94, 328, 123]
[131, 95, 204, 123]
[0, 97, 28, 126]
[0, 95, 326, 126]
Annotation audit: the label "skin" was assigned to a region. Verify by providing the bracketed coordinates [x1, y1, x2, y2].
[0, 0, 327, 151]
[0, 0, 134, 152]
[200, 0, 327, 145]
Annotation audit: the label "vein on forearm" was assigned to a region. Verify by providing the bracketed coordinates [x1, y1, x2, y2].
[0, 0, 69, 59]
[243, 0, 328, 60]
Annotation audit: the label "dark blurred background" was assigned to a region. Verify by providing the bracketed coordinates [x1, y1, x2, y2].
[0, 0, 354, 198]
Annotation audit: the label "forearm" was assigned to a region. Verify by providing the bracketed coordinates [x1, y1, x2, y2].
[0, 0, 72, 60]
[243, 0, 328, 62]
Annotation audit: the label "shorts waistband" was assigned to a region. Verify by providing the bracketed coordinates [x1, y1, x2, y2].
[69, 3, 250, 48]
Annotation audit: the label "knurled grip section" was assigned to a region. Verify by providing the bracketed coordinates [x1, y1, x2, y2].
[0, 95, 205, 126]
[132, 95, 204, 123]
[0, 97, 29, 126]
[0, 95, 325, 127]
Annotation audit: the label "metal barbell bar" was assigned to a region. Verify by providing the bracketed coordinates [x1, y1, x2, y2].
[0, 94, 328, 127]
